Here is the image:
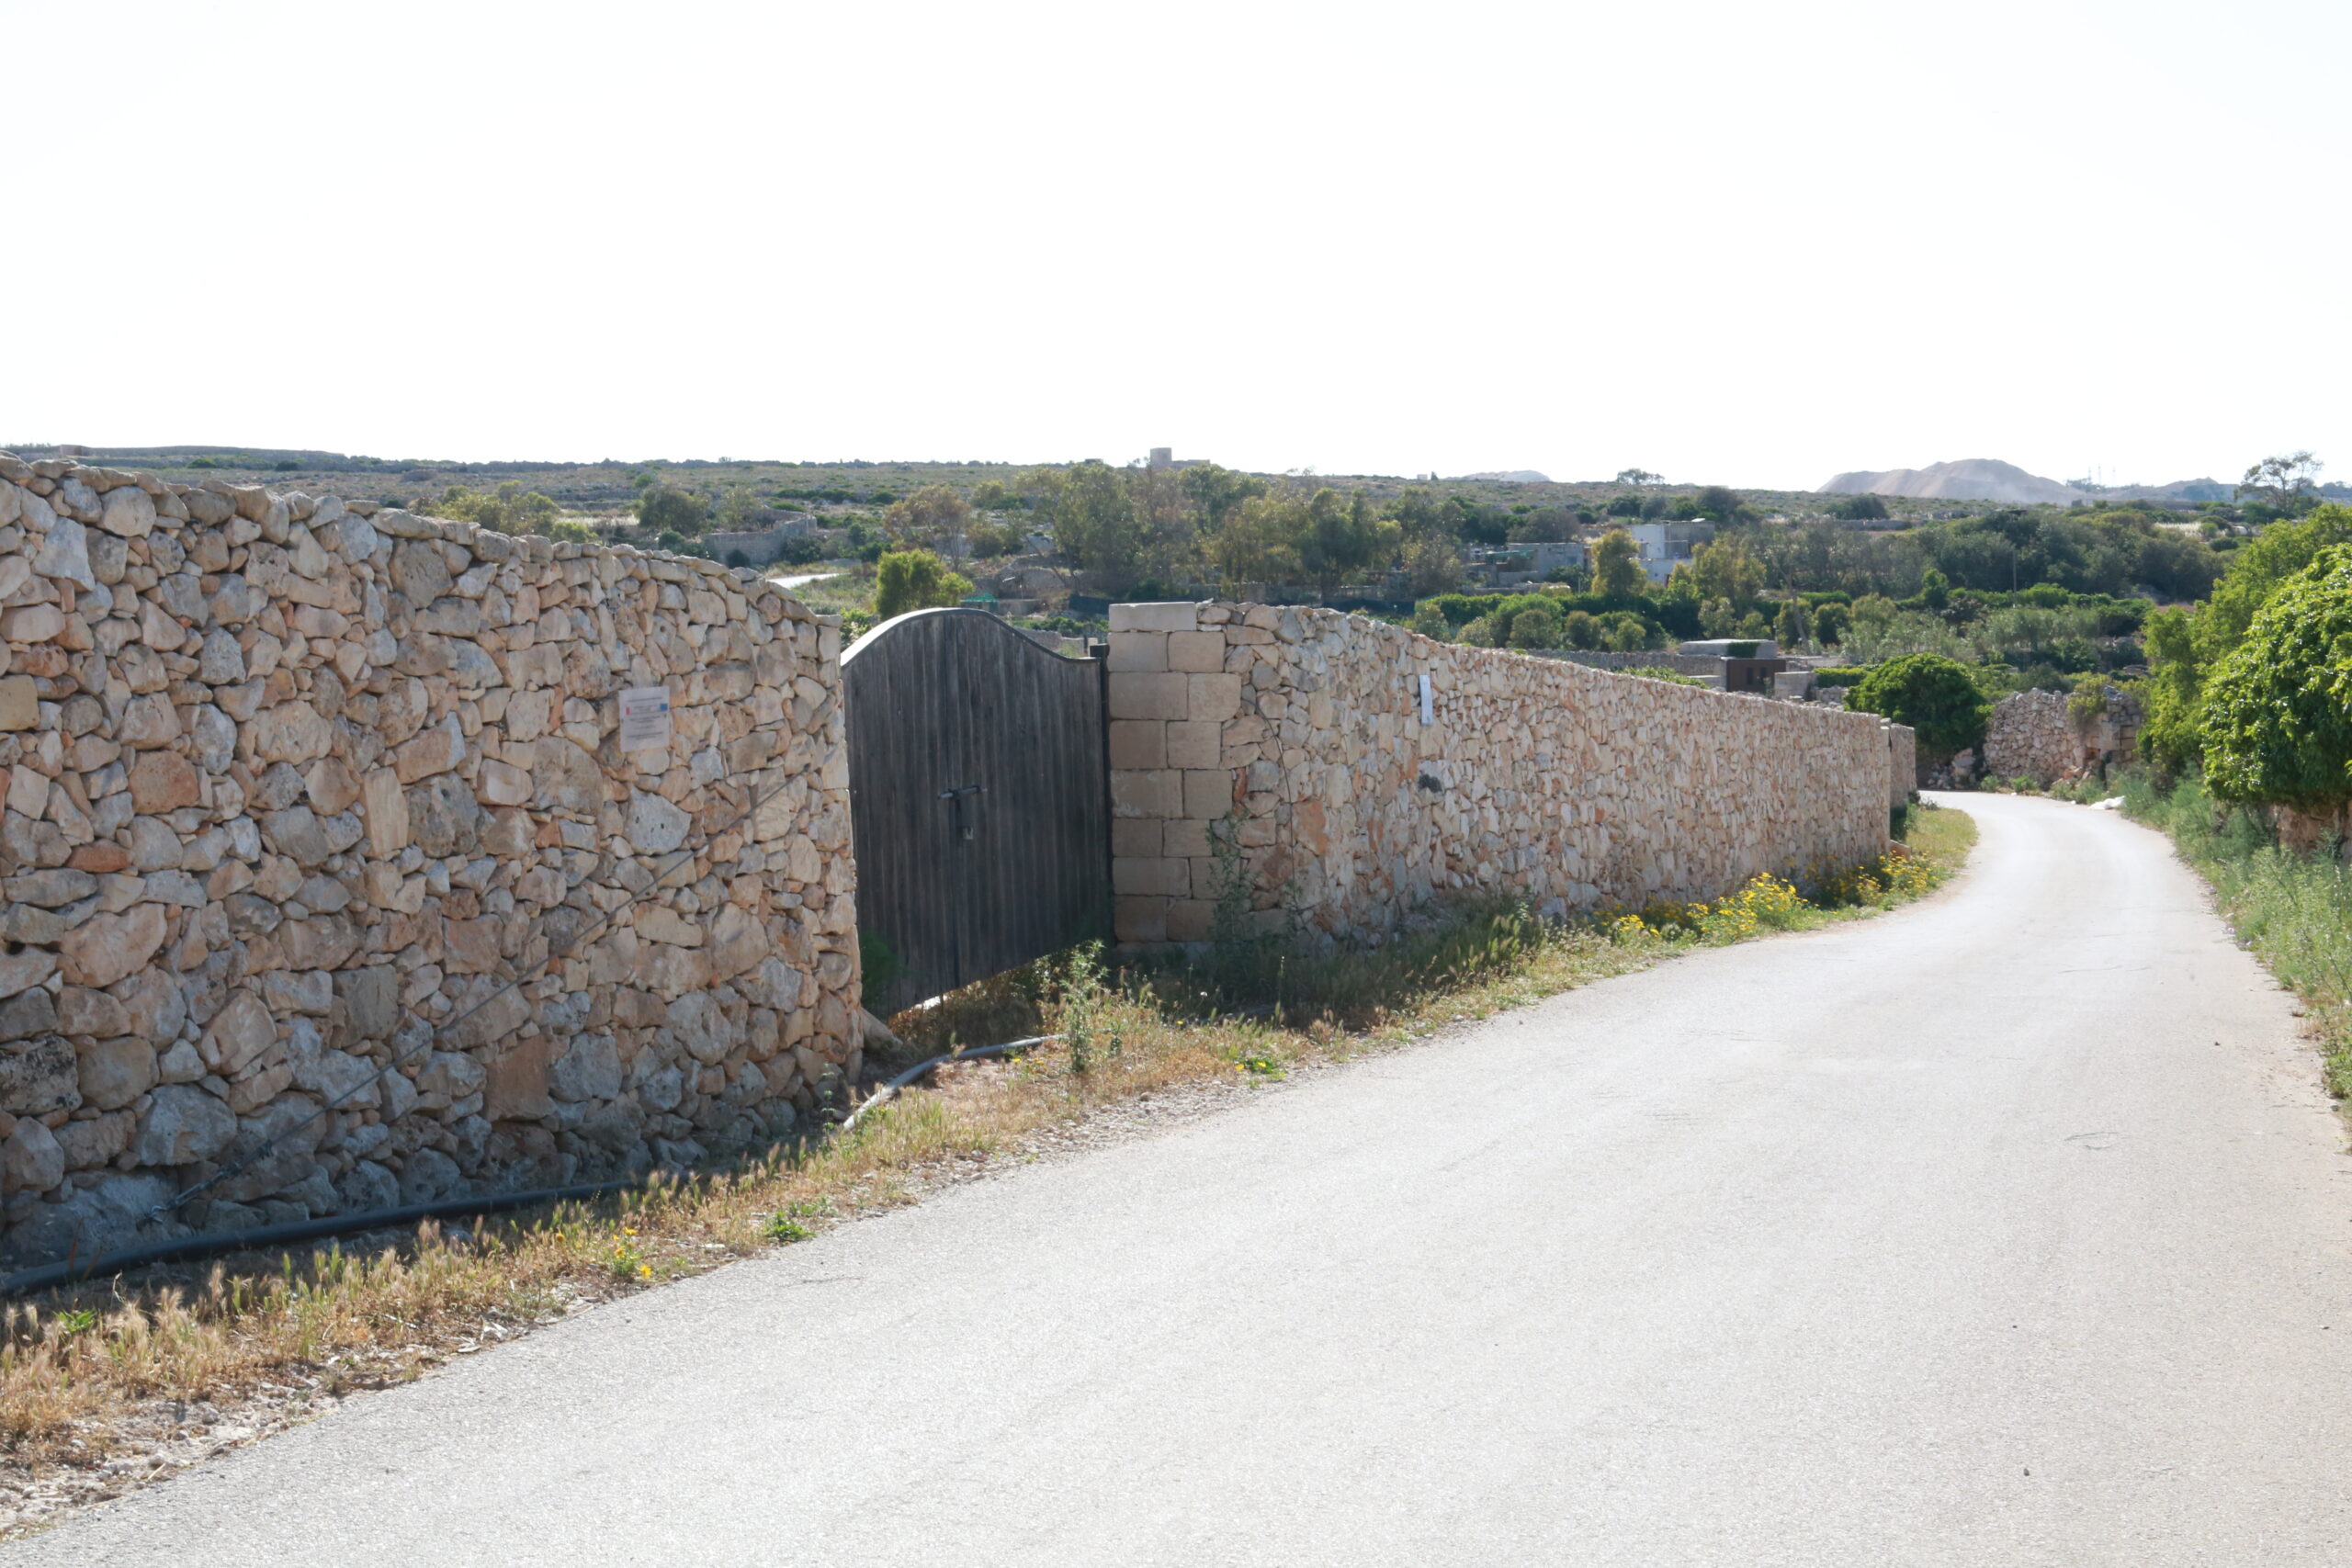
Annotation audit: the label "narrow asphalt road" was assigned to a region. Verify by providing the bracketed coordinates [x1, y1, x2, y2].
[21, 795, 2352, 1565]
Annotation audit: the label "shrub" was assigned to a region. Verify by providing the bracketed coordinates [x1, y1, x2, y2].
[2201, 544, 2352, 806]
[1508, 604, 1564, 649]
[873, 548, 975, 619]
[1811, 666, 1870, 688]
[1848, 652, 1990, 755]
[422, 479, 560, 536]
[636, 484, 708, 536]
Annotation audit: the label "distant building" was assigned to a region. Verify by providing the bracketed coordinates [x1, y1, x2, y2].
[1626, 521, 1714, 583]
[1148, 447, 1173, 469]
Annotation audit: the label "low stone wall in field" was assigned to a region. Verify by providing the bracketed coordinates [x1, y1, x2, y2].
[1103, 601, 1906, 946]
[0, 456, 858, 1264]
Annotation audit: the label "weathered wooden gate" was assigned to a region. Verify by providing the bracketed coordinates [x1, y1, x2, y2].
[843, 609, 1111, 1016]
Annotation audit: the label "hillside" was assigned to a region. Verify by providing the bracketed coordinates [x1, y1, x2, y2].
[1823, 457, 2232, 506]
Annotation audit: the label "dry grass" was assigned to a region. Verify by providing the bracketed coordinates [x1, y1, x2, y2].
[0, 824, 1971, 1533]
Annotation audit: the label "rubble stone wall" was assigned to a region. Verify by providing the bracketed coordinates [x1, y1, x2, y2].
[1104, 601, 1902, 945]
[0, 455, 858, 1264]
[1981, 686, 2141, 787]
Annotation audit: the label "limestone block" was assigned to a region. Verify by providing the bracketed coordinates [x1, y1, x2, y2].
[1110, 818, 1161, 857]
[1107, 720, 1166, 770]
[1114, 895, 1170, 943]
[1110, 768, 1182, 819]
[1166, 631, 1227, 673]
[1165, 898, 1216, 943]
[1108, 603, 1201, 633]
[1186, 673, 1244, 722]
[1165, 719, 1221, 769]
[1113, 856, 1190, 897]
[360, 768, 410, 855]
[1106, 632, 1168, 673]
[1108, 671, 1189, 721]
[0, 675, 35, 730]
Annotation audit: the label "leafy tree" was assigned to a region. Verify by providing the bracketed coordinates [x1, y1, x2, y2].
[1615, 468, 1663, 486]
[1385, 487, 1444, 539]
[713, 484, 765, 532]
[1605, 493, 1645, 518]
[1672, 539, 1764, 609]
[1298, 489, 1400, 595]
[1690, 485, 1752, 525]
[873, 548, 975, 619]
[2235, 450, 2324, 515]
[1593, 528, 1645, 598]
[1180, 463, 1268, 531]
[884, 484, 975, 555]
[1812, 601, 1851, 646]
[1507, 601, 1565, 649]
[2199, 544, 2352, 806]
[636, 484, 708, 536]
[1028, 460, 1140, 581]
[1830, 492, 1889, 522]
[2140, 503, 2352, 774]
[970, 479, 1019, 511]
[1774, 600, 1808, 648]
[1849, 653, 1991, 756]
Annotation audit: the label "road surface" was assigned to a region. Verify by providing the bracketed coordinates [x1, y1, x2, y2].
[21, 794, 2352, 1565]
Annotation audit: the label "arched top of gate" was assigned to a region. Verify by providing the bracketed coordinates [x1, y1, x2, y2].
[841, 606, 1094, 670]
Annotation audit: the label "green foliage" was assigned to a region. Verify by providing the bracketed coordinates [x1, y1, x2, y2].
[1506, 601, 1564, 649]
[873, 548, 975, 619]
[1619, 666, 1706, 686]
[1849, 653, 1991, 755]
[421, 479, 560, 536]
[635, 484, 708, 536]
[1593, 528, 1645, 598]
[859, 931, 902, 1010]
[1829, 492, 1889, 522]
[2201, 545, 2352, 806]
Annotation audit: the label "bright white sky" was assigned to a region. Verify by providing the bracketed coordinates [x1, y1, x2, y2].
[7, 1, 2346, 491]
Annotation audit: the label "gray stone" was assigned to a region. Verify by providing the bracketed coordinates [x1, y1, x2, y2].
[627, 792, 692, 855]
[2, 1118, 62, 1193]
[532, 737, 604, 813]
[406, 773, 483, 858]
[390, 540, 454, 603]
[398, 1146, 462, 1203]
[337, 1159, 400, 1213]
[0, 988, 58, 1042]
[156, 1040, 204, 1084]
[549, 1034, 623, 1102]
[665, 992, 732, 1065]
[197, 627, 245, 682]
[0, 1035, 80, 1116]
[334, 965, 401, 1043]
[210, 1094, 325, 1201]
[135, 1083, 238, 1164]
[32, 516, 96, 589]
[79, 1036, 157, 1111]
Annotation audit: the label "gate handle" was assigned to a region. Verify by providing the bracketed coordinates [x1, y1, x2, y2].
[939, 784, 985, 843]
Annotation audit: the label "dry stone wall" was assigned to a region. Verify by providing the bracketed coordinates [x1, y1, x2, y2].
[1106, 602, 1905, 945]
[1981, 686, 2142, 787]
[0, 455, 858, 1265]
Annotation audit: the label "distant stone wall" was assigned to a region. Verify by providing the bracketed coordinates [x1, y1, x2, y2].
[1103, 601, 1902, 946]
[1981, 686, 2141, 787]
[0, 456, 858, 1264]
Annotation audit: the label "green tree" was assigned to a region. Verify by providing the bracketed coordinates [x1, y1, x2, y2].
[1673, 538, 1764, 609]
[1508, 601, 1565, 649]
[1811, 601, 1851, 646]
[1029, 460, 1141, 583]
[2234, 450, 2324, 515]
[1849, 653, 1991, 756]
[884, 484, 975, 555]
[2200, 544, 2352, 806]
[1829, 493, 1889, 522]
[1297, 488, 1400, 596]
[1207, 491, 1305, 589]
[873, 548, 975, 619]
[1774, 600, 1808, 648]
[1180, 463, 1268, 531]
[636, 484, 708, 536]
[1593, 528, 1645, 598]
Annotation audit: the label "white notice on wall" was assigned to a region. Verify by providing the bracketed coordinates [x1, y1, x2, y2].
[1419, 673, 1435, 727]
[619, 685, 673, 753]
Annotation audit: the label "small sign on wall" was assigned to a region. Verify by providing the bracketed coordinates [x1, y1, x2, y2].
[619, 685, 674, 753]
[1419, 672, 1435, 726]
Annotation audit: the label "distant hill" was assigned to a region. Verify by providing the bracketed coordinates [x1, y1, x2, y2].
[1820, 458, 2230, 506]
[1452, 469, 1551, 483]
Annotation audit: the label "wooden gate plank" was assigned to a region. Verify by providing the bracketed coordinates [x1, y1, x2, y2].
[844, 610, 1111, 1015]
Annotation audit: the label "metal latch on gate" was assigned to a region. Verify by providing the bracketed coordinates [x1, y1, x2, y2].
[939, 784, 985, 842]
